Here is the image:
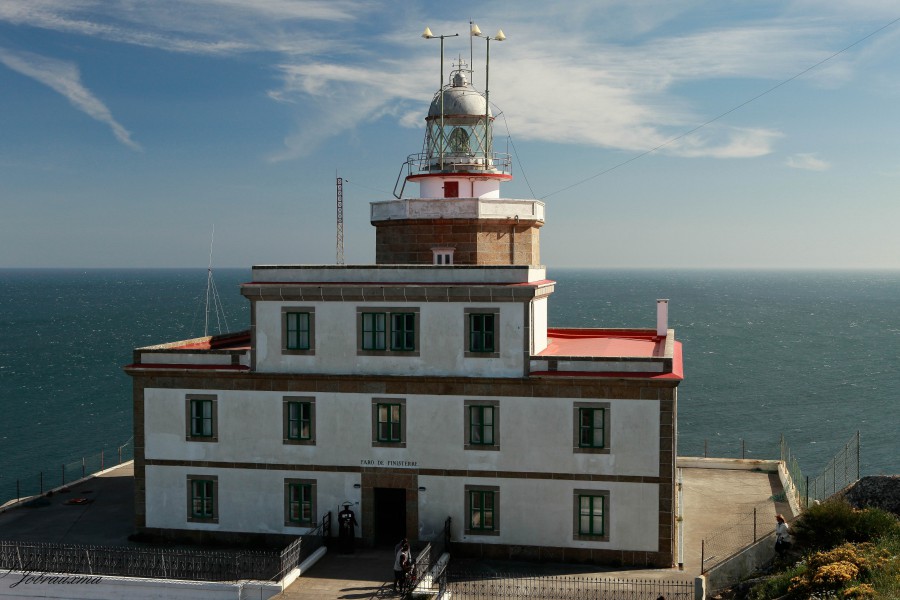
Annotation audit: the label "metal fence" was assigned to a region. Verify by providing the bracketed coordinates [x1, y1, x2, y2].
[2, 438, 134, 508]
[443, 571, 694, 600]
[407, 516, 451, 596]
[700, 502, 778, 573]
[273, 512, 331, 581]
[0, 512, 331, 583]
[700, 431, 862, 573]
[782, 431, 860, 509]
[0, 540, 280, 582]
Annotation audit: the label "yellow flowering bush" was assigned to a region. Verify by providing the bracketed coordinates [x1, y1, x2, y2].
[842, 583, 876, 599]
[812, 561, 859, 587]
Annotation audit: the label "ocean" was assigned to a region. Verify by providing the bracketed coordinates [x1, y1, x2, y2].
[0, 268, 896, 504]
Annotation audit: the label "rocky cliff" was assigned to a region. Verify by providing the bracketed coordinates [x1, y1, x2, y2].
[843, 475, 900, 516]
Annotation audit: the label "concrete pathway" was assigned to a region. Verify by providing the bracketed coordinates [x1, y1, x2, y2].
[680, 467, 793, 573]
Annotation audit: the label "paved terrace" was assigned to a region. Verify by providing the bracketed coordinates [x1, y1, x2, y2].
[0, 461, 790, 598]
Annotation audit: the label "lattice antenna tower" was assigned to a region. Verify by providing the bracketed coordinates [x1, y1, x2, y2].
[336, 175, 345, 265]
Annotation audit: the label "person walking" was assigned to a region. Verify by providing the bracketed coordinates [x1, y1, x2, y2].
[775, 514, 792, 555]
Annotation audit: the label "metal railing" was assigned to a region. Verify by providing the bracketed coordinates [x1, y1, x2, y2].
[0, 511, 331, 583]
[701, 431, 862, 573]
[782, 431, 860, 509]
[443, 571, 694, 600]
[0, 540, 280, 582]
[2, 438, 134, 508]
[273, 511, 331, 582]
[700, 502, 777, 573]
[407, 516, 451, 597]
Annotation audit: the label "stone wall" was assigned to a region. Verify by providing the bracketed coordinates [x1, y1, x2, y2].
[374, 219, 541, 266]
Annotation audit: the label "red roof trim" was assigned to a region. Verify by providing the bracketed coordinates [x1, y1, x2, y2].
[529, 370, 683, 381]
[124, 363, 250, 372]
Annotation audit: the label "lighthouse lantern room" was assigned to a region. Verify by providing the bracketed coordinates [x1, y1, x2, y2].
[373, 37, 544, 266]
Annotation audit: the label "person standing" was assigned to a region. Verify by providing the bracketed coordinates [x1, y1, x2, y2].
[775, 514, 792, 555]
[393, 541, 410, 594]
[338, 503, 358, 554]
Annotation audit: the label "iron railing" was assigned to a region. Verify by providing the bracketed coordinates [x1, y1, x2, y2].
[2, 438, 134, 508]
[701, 431, 862, 572]
[406, 516, 451, 596]
[0, 512, 331, 583]
[273, 511, 331, 581]
[782, 431, 860, 509]
[444, 571, 694, 600]
[0, 540, 279, 582]
[700, 502, 778, 573]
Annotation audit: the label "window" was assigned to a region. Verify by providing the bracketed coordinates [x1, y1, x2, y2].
[357, 308, 420, 356]
[444, 181, 459, 198]
[186, 475, 218, 523]
[361, 312, 386, 350]
[282, 307, 315, 355]
[285, 479, 316, 527]
[464, 400, 499, 450]
[464, 308, 500, 358]
[186, 395, 217, 442]
[432, 248, 454, 265]
[465, 485, 499, 536]
[573, 490, 610, 541]
[283, 397, 315, 445]
[372, 398, 406, 447]
[391, 313, 415, 351]
[573, 402, 610, 454]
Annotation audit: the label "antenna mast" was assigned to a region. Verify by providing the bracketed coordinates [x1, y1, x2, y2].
[336, 176, 345, 265]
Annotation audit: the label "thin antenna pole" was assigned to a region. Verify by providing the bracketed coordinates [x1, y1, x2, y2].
[469, 20, 474, 81]
[204, 225, 215, 337]
[336, 176, 345, 265]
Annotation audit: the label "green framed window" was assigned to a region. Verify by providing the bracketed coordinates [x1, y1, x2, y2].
[362, 312, 386, 350]
[578, 407, 605, 449]
[468, 313, 495, 353]
[287, 401, 312, 441]
[469, 490, 495, 531]
[190, 398, 214, 438]
[287, 483, 313, 524]
[376, 403, 402, 443]
[390, 313, 416, 351]
[190, 479, 215, 519]
[469, 405, 494, 445]
[578, 494, 606, 537]
[285, 312, 311, 350]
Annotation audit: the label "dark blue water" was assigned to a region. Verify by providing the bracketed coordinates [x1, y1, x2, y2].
[0, 268, 896, 504]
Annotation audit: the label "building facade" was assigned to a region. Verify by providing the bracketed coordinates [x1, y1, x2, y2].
[126, 60, 683, 567]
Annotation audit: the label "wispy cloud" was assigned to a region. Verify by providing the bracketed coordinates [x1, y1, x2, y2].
[786, 153, 831, 171]
[0, 1, 886, 160]
[0, 47, 141, 150]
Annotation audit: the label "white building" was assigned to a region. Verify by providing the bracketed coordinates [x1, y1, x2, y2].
[126, 59, 683, 568]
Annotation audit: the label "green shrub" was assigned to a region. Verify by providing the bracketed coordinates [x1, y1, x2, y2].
[792, 499, 900, 550]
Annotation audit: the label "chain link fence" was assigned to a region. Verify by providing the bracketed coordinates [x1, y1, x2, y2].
[701, 432, 861, 573]
[1, 438, 134, 508]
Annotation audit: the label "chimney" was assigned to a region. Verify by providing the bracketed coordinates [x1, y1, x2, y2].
[656, 299, 669, 338]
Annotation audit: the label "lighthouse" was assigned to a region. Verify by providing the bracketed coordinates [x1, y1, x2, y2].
[127, 27, 682, 571]
[372, 58, 544, 266]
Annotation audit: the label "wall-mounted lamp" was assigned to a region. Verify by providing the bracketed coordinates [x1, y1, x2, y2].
[418, 486, 427, 492]
[353, 484, 361, 489]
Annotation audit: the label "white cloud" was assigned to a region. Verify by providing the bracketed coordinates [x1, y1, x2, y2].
[0, 1, 885, 160]
[0, 47, 141, 150]
[786, 153, 831, 171]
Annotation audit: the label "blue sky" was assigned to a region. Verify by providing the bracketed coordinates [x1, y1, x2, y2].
[1, 1, 899, 269]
